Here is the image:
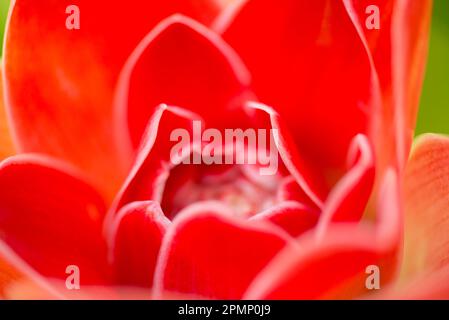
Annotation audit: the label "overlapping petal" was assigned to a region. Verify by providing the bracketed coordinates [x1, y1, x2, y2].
[114, 14, 253, 152]
[0, 154, 111, 293]
[106, 104, 201, 229]
[0, 0, 433, 301]
[250, 201, 319, 238]
[376, 134, 449, 299]
[0, 241, 62, 299]
[245, 169, 401, 299]
[0, 66, 15, 160]
[344, 0, 432, 169]
[316, 134, 375, 237]
[246, 102, 326, 208]
[402, 135, 449, 280]
[3, 0, 223, 199]
[110, 201, 170, 289]
[153, 202, 293, 299]
[215, 0, 374, 182]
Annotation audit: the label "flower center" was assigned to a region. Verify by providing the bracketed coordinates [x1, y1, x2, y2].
[161, 164, 282, 219]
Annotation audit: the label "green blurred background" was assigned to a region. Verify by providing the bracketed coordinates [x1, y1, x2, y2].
[417, 0, 449, 135]
[0, 1, 7, 53]
[0, 0, 448, 135]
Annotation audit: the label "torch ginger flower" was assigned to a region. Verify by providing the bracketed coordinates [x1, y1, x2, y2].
[0, 0, 442, 299]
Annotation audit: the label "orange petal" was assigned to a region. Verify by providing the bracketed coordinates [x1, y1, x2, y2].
[402, 134, 449, 280]
[3, 1, 223, 201]
[377, 135, 449, 299]
[0, 64, 15, 160]
[0, 241, 62, 299]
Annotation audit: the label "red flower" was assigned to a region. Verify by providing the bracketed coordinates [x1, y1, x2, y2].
[0, 0, 433, 299]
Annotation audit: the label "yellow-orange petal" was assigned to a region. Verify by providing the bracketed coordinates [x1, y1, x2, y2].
[402, 134, 449, 281]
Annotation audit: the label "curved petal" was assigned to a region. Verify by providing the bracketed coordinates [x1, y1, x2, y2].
[105, 104, 202, 230]
[153, 202, 293, 299]
[343, 0, 394, 90]
[0, 241, 63, 299]
[216, 0, 374, 178]
[316, 134, 375, 237]
[110, 201, 170, 289]
[344, 0, 432, 169]
[245, 227, 396, 300]
[114, 14, 253, 153]
[245, 169, 401, 299]
[3, 0, 222, 199]
[277, 176, 319, 210]
[250, 201, 319, 238]
[391, 0, 432, 167]
[384, 134, 449, 299]
[0, 154, 111, 291]
[246, 101, 326, 208]
[401, 134, 449, 280]
[0, 65, 15, 160]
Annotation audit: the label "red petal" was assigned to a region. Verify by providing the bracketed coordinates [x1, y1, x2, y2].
[245, 229, 394, 300]
[110, 201, 170, 288]
[277, 176, 319, 210]
[106, 104, 201, 228]
[343, 0, 394, 90]
[153, 202, 292, 299]
[216, 0, 374, 177]
[3, 1, 222, 200]
[246, 102, 325, 208]
[344, 0, 432, 169]
[114, 14, 253, 151]
[0, 241, 62, 299]
[245, 169, 401, 299]
[390, 0, 432, 167]
[250, 201, 319, 238]
[0, 155, 111, 290]
[316, 134, 375, 237]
